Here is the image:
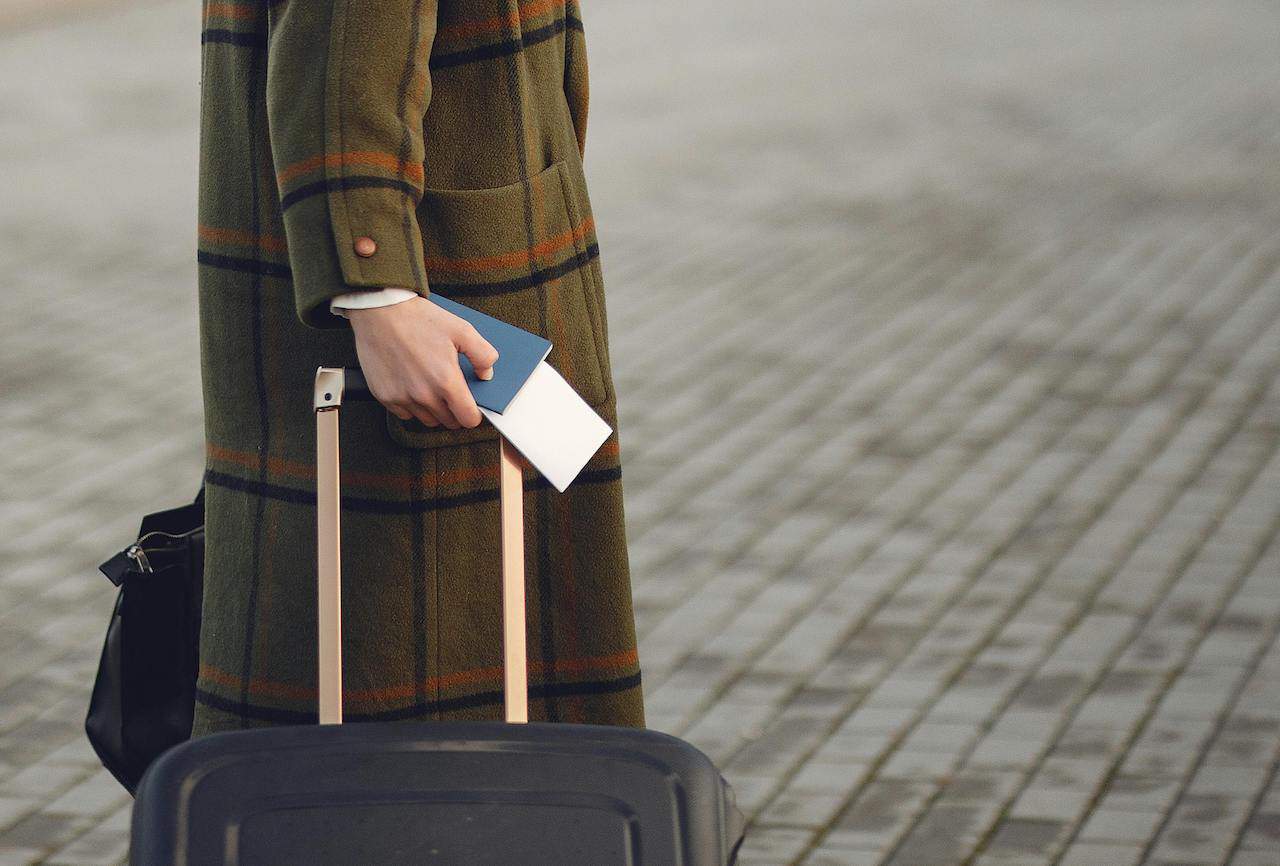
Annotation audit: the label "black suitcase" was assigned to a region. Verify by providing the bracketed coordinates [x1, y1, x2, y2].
[129, 366, 746, 865]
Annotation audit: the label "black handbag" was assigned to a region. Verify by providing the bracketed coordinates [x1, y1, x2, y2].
[87, 483, 205, 795]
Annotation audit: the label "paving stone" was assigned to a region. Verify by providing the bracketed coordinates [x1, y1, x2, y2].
[1051, 723, 1133, 761]
[971, 855, 1052, 866]
[935, 771, 1023, 807]
[733, 826, 814, 864]
[1058, 841, 1144, 866]
[1148, 793, 1254, 864]
[1185, 765, 1271, 800]
[1237, 807, 1280, 852]
[838, 707, 919, 737]
[1072, 694, 1153, 729]
[877, 749, 965, 782]
[885, 831, 982, 866]
[1202, 734, 1278, 769]
[885, 802, 1001, 866]
[784, 758, 873, 796]
[1098, 775, 1188, 814]
[41, 739, 99, 769]
[979, 817, 1069, 860]
[800, 846, 882, 866]
[0, 800, 35, 834]
[898, 722, 981, 754]
[0, 764, 86, 801]
[1035, 755, 1110, 790]
[1078, 808, 1165, 844]
[728, 715, 829, 778]
[44, 804, 131, 866]
[0, 809, 95, 854]
[1120, 744, 1202, 780]
[758, 788, 850, 830]
[967, 734, 1048, 770]
[1229, 851, 1280, 866]
[824, 780, 937, 852]
[727, 773, 786, 818]
[819, 729, 896, 763]
[1008, 785, 1096, 824]
[42, 770, 128, 819]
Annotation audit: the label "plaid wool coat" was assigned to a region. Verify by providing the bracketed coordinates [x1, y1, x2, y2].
[192, 0, 645, 735]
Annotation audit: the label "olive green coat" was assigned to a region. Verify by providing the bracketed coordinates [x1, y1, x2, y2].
[192, 0, 644, 734]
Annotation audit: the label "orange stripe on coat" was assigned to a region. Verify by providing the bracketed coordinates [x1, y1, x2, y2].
[437, 0, 567, 41]
[425, 217, 594, 275]
[277, 151, 426, 186]
[198, 224, 288, 253]
[203, 3, 257, 23]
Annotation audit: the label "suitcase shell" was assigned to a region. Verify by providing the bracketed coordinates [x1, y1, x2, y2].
[131, 718, 743, 865]
[130, 366, 746, 865]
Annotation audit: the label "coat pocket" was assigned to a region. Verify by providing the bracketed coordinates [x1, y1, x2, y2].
[385, 158, 609, 449]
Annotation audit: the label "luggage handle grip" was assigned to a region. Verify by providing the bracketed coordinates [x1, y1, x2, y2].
[313, 366, 528, 725]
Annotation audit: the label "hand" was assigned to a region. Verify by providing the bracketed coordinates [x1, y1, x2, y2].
[346, 294, 499, 430]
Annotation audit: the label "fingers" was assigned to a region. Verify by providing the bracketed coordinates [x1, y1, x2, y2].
[454, 322, 499, 381]
[385, 367, 475, 430]
[440, 362, 483, 428]
[386, 397, 443, 428]
[354, 308, 495, 432]
[409, 403, 445, 428]
[408, 383, 460, 429]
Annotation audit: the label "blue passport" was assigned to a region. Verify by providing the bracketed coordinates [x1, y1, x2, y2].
[427, 293, 552, 414]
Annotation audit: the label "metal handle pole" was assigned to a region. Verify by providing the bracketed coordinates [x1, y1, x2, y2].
[315, 368, 345, 724]
[500, 436, 528, 723]
[315, 366, 530, 726]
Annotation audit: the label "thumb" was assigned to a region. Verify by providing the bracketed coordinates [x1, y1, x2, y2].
[455, 325, 499, 381]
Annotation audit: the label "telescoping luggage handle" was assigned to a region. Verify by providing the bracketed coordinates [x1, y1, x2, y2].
[313, 366, 529, 725]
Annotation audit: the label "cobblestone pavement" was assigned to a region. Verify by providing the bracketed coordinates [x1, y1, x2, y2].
[2, 0, 1279, 864]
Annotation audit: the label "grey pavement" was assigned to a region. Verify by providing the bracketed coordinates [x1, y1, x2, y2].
[2, 0, 1279, 864]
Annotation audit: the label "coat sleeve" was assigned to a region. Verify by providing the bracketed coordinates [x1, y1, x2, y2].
[265, 0, 438, 329]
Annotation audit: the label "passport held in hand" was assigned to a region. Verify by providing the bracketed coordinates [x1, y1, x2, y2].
[427, 293, 610, 491]
[427, 294, 552, 413]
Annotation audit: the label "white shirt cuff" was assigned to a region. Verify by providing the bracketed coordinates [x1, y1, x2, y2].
[330, 287, 420, 318]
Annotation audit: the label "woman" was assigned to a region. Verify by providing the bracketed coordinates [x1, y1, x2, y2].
[193, 0, 645, 733]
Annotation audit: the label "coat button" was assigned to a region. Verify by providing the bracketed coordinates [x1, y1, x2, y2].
[353, 236, 377, 257]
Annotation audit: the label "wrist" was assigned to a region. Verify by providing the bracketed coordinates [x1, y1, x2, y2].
[331, 286, 420, 318]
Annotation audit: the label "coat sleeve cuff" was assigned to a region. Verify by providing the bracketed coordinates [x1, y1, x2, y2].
[280, 190, 429, 329]
[329, 184, 430, 300]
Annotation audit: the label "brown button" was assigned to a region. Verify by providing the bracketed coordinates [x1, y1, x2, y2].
[353, 236, 377, 257]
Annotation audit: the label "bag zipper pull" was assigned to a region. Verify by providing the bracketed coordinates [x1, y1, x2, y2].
[125, 543, 153, 573]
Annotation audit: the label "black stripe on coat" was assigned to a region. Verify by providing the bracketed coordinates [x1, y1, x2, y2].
[204, 466, 621, 513]
[201, 29, 267, 49]
[197, 242, 601, 302]
[280, 175, 422, 211]
[430, 16, 581, 70]
[198, 16, 583, 65]
[198, 250, 292, 279]
[194, 670, 642, 723]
